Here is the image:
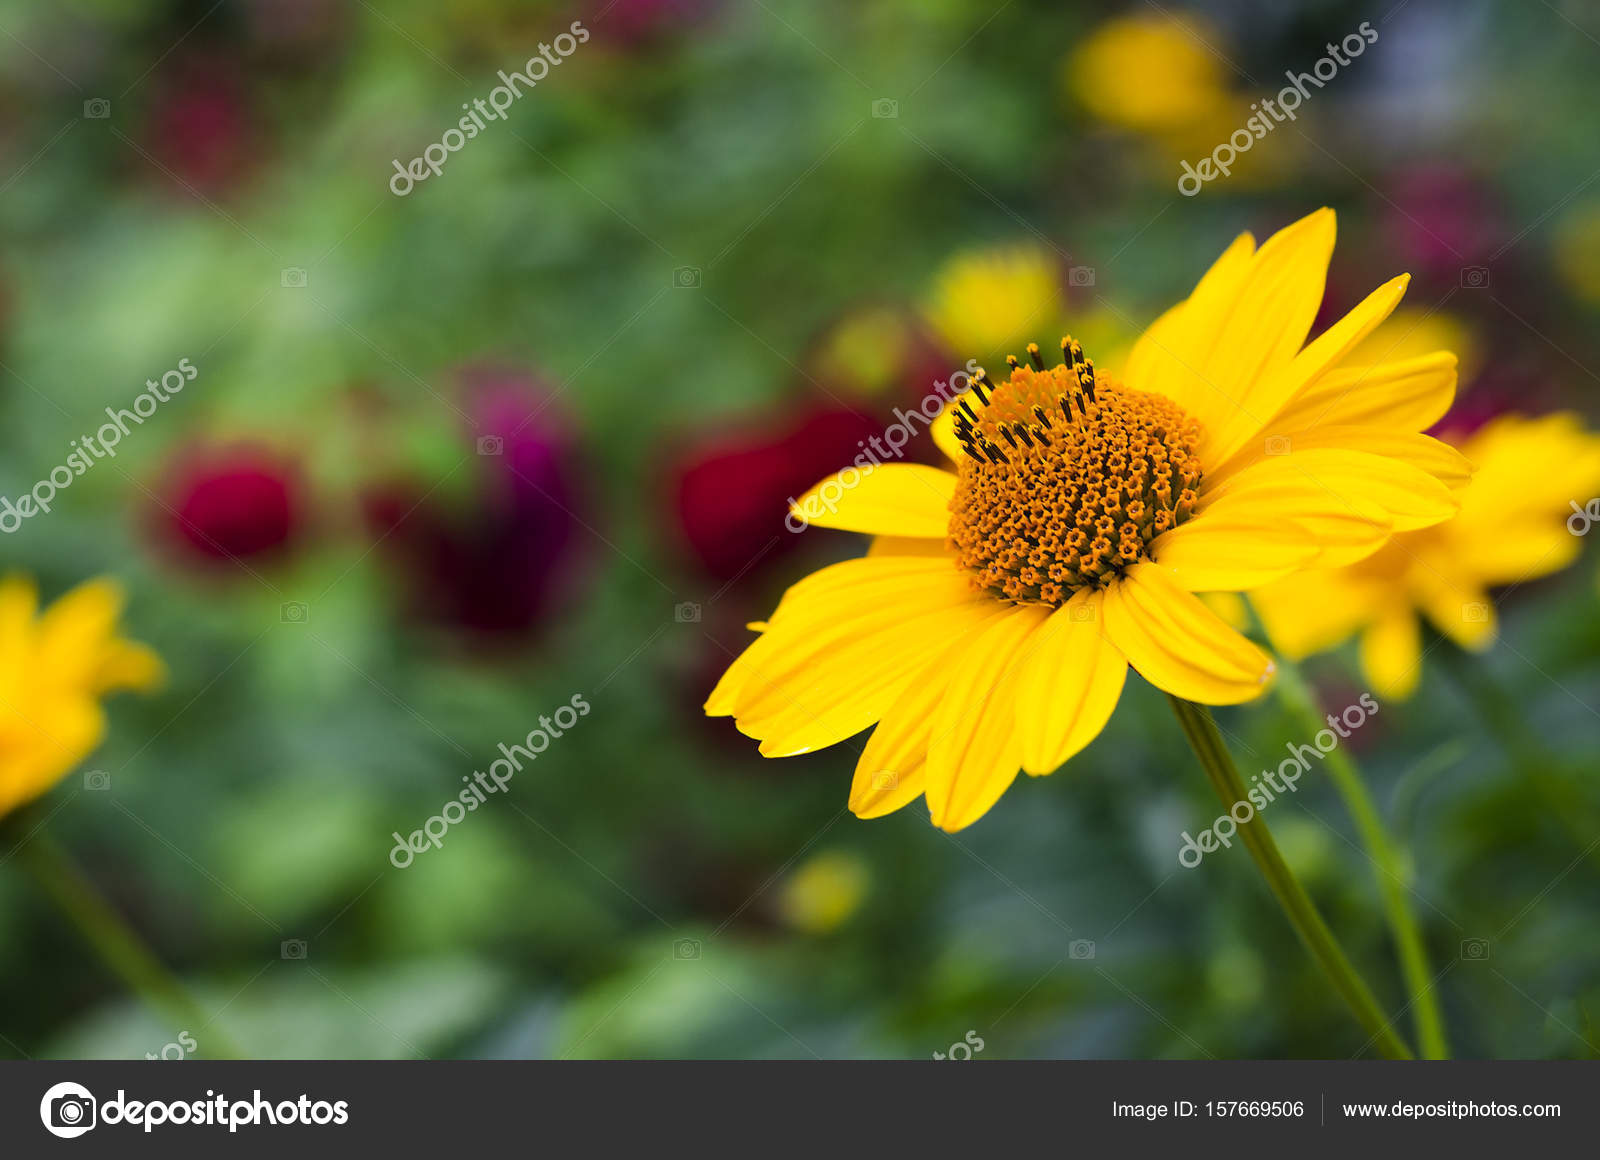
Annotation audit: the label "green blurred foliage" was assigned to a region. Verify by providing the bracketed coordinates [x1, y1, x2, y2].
[0, 0, 1597, 1059]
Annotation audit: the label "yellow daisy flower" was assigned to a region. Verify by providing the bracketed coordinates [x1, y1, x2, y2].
[1252, 412, 1600, 699]
[709, 209, 1467, 832]
[0, 575, 164, 820]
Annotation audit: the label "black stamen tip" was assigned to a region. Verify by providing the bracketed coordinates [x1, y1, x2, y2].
[1026, 343, 1044, 371]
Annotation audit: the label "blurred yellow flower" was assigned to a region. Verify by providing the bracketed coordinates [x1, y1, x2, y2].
[1065, 14, 1230, 137]
[778, 849, 869, 934]
[924, 245, 1060, 361]
[1252, 413, 1600, 698]
[812, 306, 921, 400]
[0, 577, 164, 819]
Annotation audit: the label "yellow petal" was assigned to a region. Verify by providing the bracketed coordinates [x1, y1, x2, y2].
[0, 695, 107, 820]
[765, 555, 962, 626]
[1360, 605, 1422, 700]
[930, 398, 969, 465]
[1101, 562, 1275, 704]
[706, 557, 967, 717]
[0, 575, 40, 700]
[1201, 448, 1457, 566]
[1015, 588, 1128, 775]
[1123, 232, 1255, 418]
[1148, 514, 1321, 591]
[1186, 209, 1335, 435]
[732, 563, 987, 756]
[850, 755, 928, 820]
[925, 605, 1050, 832]
[1450, 523, 1581, 587]
[1217, 425, 1474, 491]
[1413, 573, 1496, 652]
[36, 578, 127, 688]
[1205, 272, 1410, 468]
[94, 640, 167, 694]
[789, 464, 955, 538]
[850, 604, 1013, 818]
[1196, 458, 1393, 569]
[1264, 351, 1457, 435]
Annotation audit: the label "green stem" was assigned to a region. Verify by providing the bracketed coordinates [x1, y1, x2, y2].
[7, 820, 241, 1060]
[1273, 659, 1449, 1059]
[1168, 696, 1415, 1060]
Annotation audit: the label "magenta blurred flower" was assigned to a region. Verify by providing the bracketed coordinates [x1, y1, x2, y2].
[1383, 166, 1507, 292]
[363, 370, 583, 643]
[152, 441, 303, 568]
[144, 58, 258, 194]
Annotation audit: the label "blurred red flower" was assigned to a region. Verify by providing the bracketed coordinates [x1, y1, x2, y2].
[151, 441, 303, 569]
[668, 404, 880, 584]
[144, 58, 258, 195]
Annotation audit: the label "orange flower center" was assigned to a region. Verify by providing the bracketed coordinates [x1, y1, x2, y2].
[947, 338, 1204, 605]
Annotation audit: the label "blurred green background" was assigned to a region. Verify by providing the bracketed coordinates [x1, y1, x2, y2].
[1, 0, 1599, 1059]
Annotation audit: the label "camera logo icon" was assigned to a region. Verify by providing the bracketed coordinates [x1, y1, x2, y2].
[280, 601, 309, 624]
[280, 267, 308, 288]
[281, 939, 308, 960]
[1070, 602, 1097, 623]
[82, 98, 110, 119]
[83, 769, 111, 791]
[1264, 434, 1292, 456]
[1069, 938, 1096, 960]
[1459, 266, 1490, 289]
[476, 435, 504, 456]
[1068, 265, 1095, 287]
[673, 266, 702, 289]
[674, 602, 702, 623]
[1461, 937, 1490, 961]
[40, 1081, 97, 1138]
[673, 937, 702, 960]
[1462, 602, 1489, 624]
[871, 98, 899, 119]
